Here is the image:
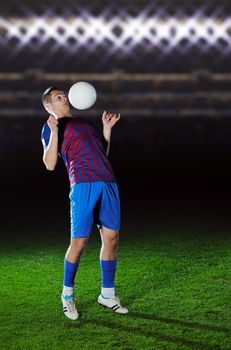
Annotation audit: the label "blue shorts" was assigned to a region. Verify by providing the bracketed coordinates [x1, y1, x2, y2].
[69, 181, 121, 238]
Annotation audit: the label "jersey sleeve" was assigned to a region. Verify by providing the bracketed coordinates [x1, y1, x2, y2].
[41, 123, 51, 149]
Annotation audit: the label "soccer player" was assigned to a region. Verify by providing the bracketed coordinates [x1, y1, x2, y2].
[41, 87, 128, 320]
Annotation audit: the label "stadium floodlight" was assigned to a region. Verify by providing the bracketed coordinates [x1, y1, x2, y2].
[0, 10, 231, 57]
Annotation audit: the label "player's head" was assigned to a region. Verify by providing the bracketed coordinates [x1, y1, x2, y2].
[42, 87, 71, 118]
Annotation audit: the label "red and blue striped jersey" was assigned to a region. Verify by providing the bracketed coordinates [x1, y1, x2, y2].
[41, 117, 116, 187]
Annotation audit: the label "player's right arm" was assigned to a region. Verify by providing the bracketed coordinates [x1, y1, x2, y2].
[42, 116, 59, 171]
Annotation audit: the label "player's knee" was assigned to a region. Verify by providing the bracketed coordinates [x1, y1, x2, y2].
[104, 234, 119, 248]
[70, 237, 88, 252]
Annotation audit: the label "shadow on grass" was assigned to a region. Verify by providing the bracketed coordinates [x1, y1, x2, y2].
[128, 311, 231, 334]
[63, 302, 230, 350]
[66, 317, 226, 350]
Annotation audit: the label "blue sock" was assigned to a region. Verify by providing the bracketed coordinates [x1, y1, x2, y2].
[63, 259, 78, 287]
[100, 259, 116, 288]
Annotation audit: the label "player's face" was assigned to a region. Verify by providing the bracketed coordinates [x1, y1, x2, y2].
[48, 90, 71, 117]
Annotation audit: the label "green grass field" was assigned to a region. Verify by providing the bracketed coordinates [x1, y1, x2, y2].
[1, 186, 231, 350]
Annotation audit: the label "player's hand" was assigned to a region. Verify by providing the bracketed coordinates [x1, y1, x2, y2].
[47, 115, 58, 133]
[102, 111, 121, 129]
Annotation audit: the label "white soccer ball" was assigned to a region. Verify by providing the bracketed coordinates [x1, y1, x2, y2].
[68, 81, 97, 110]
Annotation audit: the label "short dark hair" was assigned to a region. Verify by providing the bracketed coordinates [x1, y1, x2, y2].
[42, 86, 60, 105]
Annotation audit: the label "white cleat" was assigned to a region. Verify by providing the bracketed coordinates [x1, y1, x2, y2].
[61, 294, 78, 320]
[98, 295, 129, 314]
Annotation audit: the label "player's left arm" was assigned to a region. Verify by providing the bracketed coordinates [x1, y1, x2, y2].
[102, 111, 121, 156]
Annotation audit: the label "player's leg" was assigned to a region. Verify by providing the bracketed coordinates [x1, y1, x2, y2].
[97, 182, 128, 313]
[61, 182, 97, 320]
[65, 237, 89, 263]
[62, 237, 88, 320]
[63, 236, 89, 290]
[98, 225, 128, 314]
[99, 227, 119, 260]
[99, 226, 119, 298]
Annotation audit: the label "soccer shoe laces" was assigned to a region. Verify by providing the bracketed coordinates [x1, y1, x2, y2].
[109, 296, 126, 313]
[64, 295, 77, 313]
[112, 296, 120, 303]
